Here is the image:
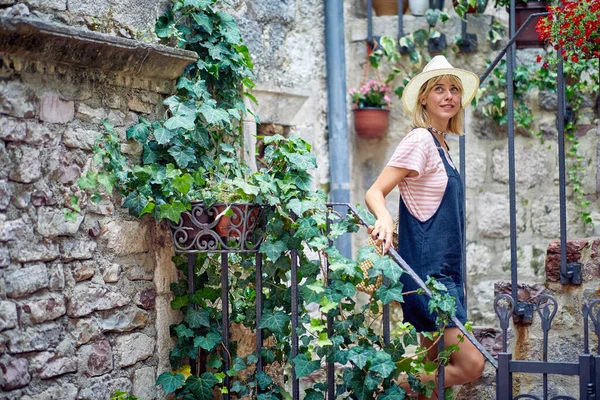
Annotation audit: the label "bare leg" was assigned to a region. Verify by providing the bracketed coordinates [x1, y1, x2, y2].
[417, 327, 485, 400]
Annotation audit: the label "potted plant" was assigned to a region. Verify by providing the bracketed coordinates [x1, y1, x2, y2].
[495, 0, 548, 48]
[371, 0, 409, 15]
[536, 0, 600, 63]
[409, 0, 429, 16]
[398, 9, 449, 62]
[453, 0, 489, 19]
[350, 80, 392, 139]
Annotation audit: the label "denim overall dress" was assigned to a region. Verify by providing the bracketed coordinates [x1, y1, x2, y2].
[397, 131, 467, 332]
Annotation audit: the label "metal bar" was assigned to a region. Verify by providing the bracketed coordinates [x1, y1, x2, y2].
[557, 55, 568, 284]
[507, 0, 518, 312]
[326, 212, 335, 400]
[255, 252, 263, 373]
[595, 356, 600, 400]
[221, 253, 230, 399]
[498, 353, 513, 400]
[290, 214, 299, 400]
[479, 12, 549, 85]
[460, 126, 467, 313]
[187, 254, 198, 376]
[579, 355, 592, 400]
[438, 338, 445, 399]
[367, 0, 373, 43]
[397, 0, 403, 38]
[508, 361, 580, 375]
[461, 4, 467, 39]
[335, 202, 498, 368]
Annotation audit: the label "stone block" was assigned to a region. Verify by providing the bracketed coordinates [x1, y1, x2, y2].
[22, 294, 66, 324]
[545, 238, 594, 282]
[124, 262, 154, 281]
[39, 93, 74, 123]
[6, 324, 61, 353]
[76, 103, 108, 123]
[0, 245, 9, 267]
[71, 318, 102, 347]
[247, 0, 296, 23]
[0, 358, 30, 390]
[77, 377, 131, 400]
[107, 109, 126, 127]
[30, 351, 77, 379]
[59, 164, 81, 184]
[0, 141, 9, 180]
[102, 220, 150, 255]
[40, 146, 61, 179]
[104, 95, 122, 109]
[97, 308, 149, 333]
[62, 127, 98, 151]
[133, 366, 157, 400]
[8, 145, 42, 183]
[31, 190, 55, 208]
[0, 217, 28, 242]
[0, 81, 36, 118]
[0, 301, 17, 331]
[492, 144, 550, 188]
[66, 283, 129, 317]
[10, 239, 59, 263]
[115, 332, 155, 367]
[36, 207, 84, 238]
[120, 140, 143, 156]
[127, 97, 154, 114]
[78, 339, 113, 377]
[494, 281, 550, 304]
[0, 180, 11, 210]
[135, 288, 156, 310]
[60, 240, 97, 262]
[0, 117, 26, 141]
[3, 263, 49, 298]
[47, 261, 65, 290]
[88, 197, 115, 216]
[25, 121, 59, 146]
[475, 192, 519, 238]
[102, 263, 120, 283]
[70, 261, 95, 282]
[466, 242, 493, 277]
[20, 383, 78, 400]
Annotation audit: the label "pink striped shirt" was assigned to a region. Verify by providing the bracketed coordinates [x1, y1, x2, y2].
[387, 128, 452, 222]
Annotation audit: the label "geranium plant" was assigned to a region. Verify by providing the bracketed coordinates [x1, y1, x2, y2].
[349, 79, 392, 109]
[536, 0, 600, 63]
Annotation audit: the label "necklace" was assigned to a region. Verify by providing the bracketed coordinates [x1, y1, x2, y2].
[428, 125, 447, 138]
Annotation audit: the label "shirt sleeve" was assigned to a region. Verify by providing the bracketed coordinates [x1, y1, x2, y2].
[386, 129, 429, 178]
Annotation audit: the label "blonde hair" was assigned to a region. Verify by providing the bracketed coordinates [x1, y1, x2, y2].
[411, 74, 464, 136]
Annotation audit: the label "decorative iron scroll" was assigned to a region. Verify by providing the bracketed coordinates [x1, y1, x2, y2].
[169, 202, 264, 253]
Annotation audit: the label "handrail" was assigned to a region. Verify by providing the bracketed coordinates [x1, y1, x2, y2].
[328, 202, 499, 369]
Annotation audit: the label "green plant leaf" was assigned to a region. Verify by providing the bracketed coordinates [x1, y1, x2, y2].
[217, 12, 242, 44]
[168, 146, 197, 169]
[78, 173, 98, 190]
[159, 200, 188, 223]
[171, 295, 188, 309]
[186, 307, 210, 328]
[374, 256, 403, 283]
[304, 389, 325, 400]
[186, 373, 219, 400]
[287, 152, 317, 171]
[348, 348, 370, 369]
[153, 126, 177, 145]
[258, 310, 290, 334]
[369, 351, 396, 378]
[164, 104, 197, 131]
[184, 0, 212, 9]
[174, 324, 194, 339]
[292, 354, 320, 379]
[122, 191, 149, 217]
[156, 372, 185, 394]
[172, 173, 194, 195]
[127, 120, 150, 142]
[260, 239, 287, 262]
[256, 371, 273, 390]
[155, 11, 174, 38]
[97, 172, 115, 193]
[193, 331, 222, 351]
[379, 385, 407, 400]
[376, 283, 404, 305]
[198, 102, 230, 125]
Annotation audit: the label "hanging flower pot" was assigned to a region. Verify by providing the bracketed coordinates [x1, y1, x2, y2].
[213, 204, 261, 239]
[372, 0, 409, 15]
[353, 108, 390, 139]
[409, 0, 429, 16]
[512, 1, 548, 49]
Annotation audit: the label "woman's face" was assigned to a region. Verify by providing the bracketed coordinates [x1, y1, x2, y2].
[421, 77, 461, 126]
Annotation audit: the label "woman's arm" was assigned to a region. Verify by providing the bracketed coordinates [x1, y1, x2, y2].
[365, 166, 417, 253]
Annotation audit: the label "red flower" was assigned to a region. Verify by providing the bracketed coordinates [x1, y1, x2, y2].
[536, 55, 543, 63]
[571, 54, 578, 63]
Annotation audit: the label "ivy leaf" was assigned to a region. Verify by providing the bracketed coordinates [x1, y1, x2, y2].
[379, 385, 407, 400]
[292, 354, 320, 379]
[168, 146, 197, 169]
[369, 352, 396, 378]
[78, 172, 98, 190]
[198, 102, 230, 125]
[217, 12, 242, 44]
[127, 119, 151, 142]
[193, 332, 222, 351]
[156, 372, 186, 394]
[374, 257, 403, 284]
[155, 11, 174, 38]
[186, 373, 219, 400]
[304, 389, 325, 400]
[142, 145, 157, 164]
[172, 173, 194, 195]
[184, 0, 212, 9]
[355, 204, 376, 226]
[122, 191, 149, 217]
[97, 172, 115, 193]
[164, 104, 197, 131]
[139, 201, 155, 217]
[258, 310, 290, 334]
[256, 371, 273, 390]
[376, 283, 404, 305]
[153, 126, 177, 145]
[287, 152, 317, 171]
[260, 239, 287, 262]
[348, 348, 370, 369]
[159, 200, 188, 223]
[316, 332, 332, 347]
[186, 307, 210, 328]
[171, 295, 188, 309]
[174, 324, 194, 339]
[295, 218, 319, 240]
[191, 12, 213, 34]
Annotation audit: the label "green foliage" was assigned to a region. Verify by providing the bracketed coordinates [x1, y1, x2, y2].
[476, 57, 599, 224]
[110, 391, 139, 400]
[453, 0, 488, 20]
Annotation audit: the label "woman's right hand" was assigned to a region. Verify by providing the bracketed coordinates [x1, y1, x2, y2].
[367, 214, 394, 254]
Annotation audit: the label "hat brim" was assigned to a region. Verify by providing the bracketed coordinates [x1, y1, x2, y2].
[401, 68, 480, 115]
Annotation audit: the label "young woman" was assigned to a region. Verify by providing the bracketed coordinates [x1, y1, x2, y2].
[365, 56, 485, 399]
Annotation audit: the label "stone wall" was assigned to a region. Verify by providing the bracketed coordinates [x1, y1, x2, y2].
[345, 0, 600, 325]
[0, 13, 195, 399]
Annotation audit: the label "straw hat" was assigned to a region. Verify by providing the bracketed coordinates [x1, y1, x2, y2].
[401, 55, 480, 115]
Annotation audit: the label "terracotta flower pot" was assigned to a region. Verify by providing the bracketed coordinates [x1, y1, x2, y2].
[353, 108, 390, 139]
[213, 204, 261, 239]
[372, 0, 409, 16]
[512, 1, 548, 49]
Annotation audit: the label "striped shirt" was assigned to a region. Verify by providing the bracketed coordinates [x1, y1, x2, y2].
[387, 128, 454, 222]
